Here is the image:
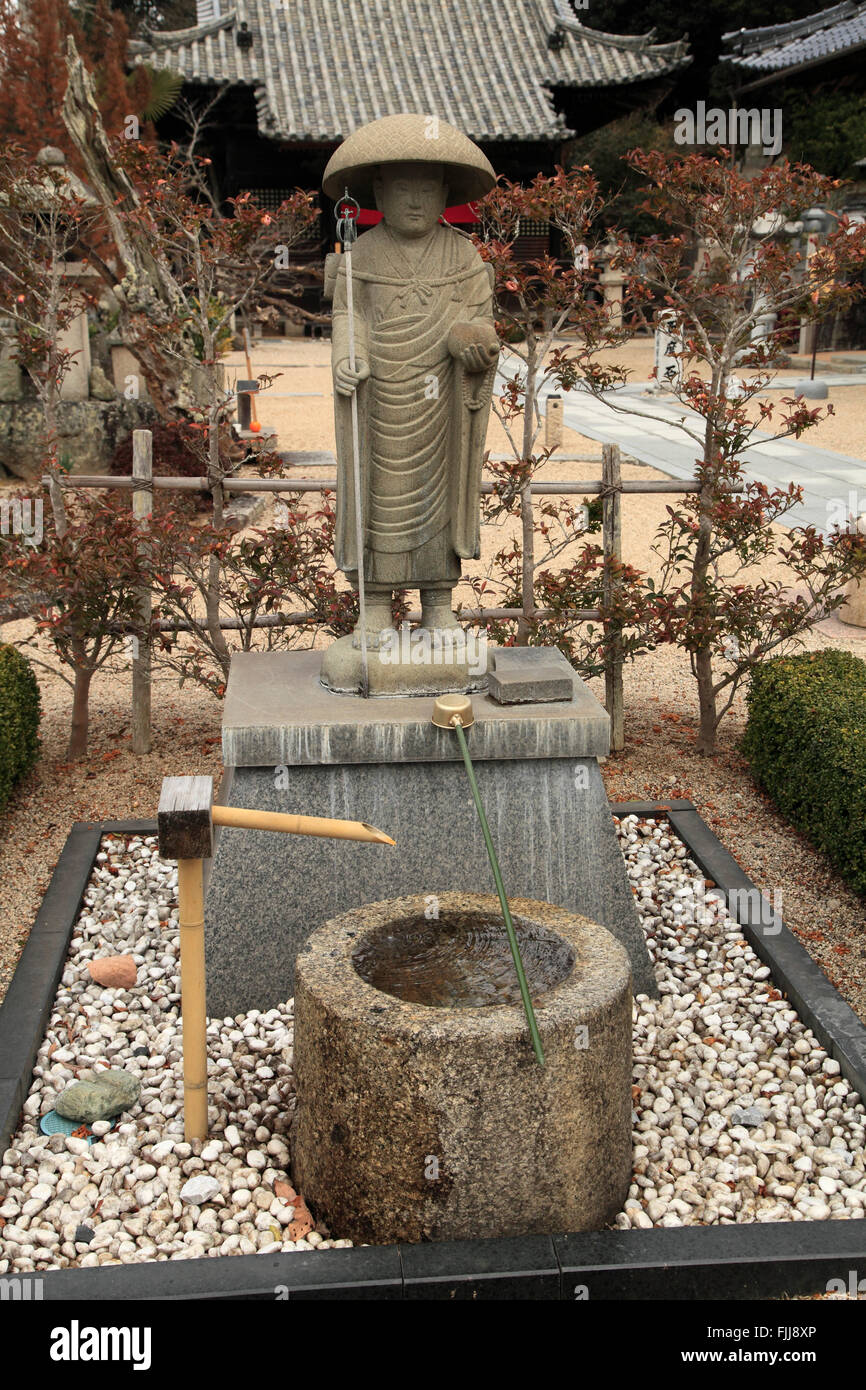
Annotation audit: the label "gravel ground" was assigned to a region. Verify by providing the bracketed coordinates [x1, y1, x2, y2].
[1, 816, 863, 1279]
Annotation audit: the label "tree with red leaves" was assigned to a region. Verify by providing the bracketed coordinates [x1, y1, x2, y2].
[608, 150, 866, 753]
[0, 0, 141, 161]
[471, 168, 653, 678]
[0, 491, 174, 759]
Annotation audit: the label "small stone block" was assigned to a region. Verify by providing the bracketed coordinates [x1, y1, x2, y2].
[235, 380, 259, 394]
[488, 647, 575, 704]
[237, 425, 277, 441]
[158, 775, 214, 861]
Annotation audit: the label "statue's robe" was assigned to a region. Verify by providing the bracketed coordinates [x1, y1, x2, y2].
[331, 220, 497, 587]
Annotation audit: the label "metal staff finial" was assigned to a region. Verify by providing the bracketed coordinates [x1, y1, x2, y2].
[336, 188, 369, 697]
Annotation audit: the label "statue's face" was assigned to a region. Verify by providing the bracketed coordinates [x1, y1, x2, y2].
[373, 163, 448, 238]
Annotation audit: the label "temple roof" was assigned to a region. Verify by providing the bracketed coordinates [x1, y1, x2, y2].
[129, 0, 689, 144]
[723, 1, 866, 79]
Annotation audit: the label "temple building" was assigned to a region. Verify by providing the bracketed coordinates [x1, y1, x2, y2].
[131, 0, 689, 243]
[131, 0, 688, 327]
[722, 1, 866, 93]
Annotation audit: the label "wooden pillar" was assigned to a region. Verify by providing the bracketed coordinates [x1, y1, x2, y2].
[545, 395, 563, 450]
[131, 430, 152, 755]
[602, 443, 624, 753]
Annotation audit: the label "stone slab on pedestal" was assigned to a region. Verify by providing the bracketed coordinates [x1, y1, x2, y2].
[204, 650, 656, 1015]
[488, 646, 574, 704]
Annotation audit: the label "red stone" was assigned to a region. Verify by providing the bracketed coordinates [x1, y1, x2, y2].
[87, 955, 137, 989]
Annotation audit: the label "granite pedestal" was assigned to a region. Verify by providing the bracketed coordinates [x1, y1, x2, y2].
[204, 650, 656, 1016]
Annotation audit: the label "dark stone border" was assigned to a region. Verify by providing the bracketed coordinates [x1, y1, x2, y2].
[664, 805, 866, 1101]
[2, 805, 866, 1300]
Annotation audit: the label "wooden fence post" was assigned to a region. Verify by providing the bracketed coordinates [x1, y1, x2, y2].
[602, 442, 625, 753]
[518, 477, 534, 646]
[131, 429, 152, 755]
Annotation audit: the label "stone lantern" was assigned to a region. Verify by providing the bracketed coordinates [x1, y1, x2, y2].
[0, 146, 98, 406]
[34, 146, 97, 402]
[598, 238, 626, 330]
[840, 512, 866, 629]
[798, 206, 834, 358]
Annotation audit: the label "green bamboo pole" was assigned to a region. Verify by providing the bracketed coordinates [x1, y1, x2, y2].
[451, 719, 545, 1066]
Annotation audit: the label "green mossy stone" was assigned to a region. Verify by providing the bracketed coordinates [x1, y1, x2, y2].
[54, 1069, 141, 1123]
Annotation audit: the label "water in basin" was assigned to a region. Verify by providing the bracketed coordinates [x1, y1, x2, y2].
[351, 909, 575, 1009]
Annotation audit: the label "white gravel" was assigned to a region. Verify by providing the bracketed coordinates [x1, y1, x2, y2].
[615, 814, 866, 1229]
[0, 819, 864, 1273]
[0, 835, 352, 1271]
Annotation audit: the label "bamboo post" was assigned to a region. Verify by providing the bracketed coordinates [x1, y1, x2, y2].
[177, 856, 208, 1141]
[158, 776, 396, 1141]
[518, 477, 534, 645]
[158, 776, 214, 1141]
[242, 327, 260, 430]
[602, 443, 625, 753]
[131, 430, 152, 755]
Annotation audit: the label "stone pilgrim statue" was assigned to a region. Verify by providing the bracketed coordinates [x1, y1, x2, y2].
[319, 114, 500, 695]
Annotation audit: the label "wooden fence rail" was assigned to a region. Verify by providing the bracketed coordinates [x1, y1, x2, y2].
[41, 437, 735, 755]
[47, 474, 732, 496]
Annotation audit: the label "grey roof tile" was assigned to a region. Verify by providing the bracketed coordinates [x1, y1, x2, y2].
[723, 0, 866, 72]
[130, 0, 689, 144]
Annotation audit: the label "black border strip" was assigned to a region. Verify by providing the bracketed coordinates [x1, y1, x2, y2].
[664, 805, 866, 1099]
[1, 805, 865, 1301]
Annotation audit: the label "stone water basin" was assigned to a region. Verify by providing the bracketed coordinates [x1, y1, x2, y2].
[290, 891, 633, 1244]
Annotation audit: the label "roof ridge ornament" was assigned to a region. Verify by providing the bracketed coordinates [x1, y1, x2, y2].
[549, 0, 681, 53]
[131, 6, 238, 51]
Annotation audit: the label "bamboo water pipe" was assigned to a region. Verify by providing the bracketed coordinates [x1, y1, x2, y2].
[211, 803, 394, 844]
[158, 775, 394, 1139]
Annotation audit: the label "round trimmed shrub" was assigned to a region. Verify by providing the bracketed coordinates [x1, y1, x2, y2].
[0, 645, 41, 811]
[743, 650, 866, 896]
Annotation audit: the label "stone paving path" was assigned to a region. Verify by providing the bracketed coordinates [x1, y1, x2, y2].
[541, 382, 866, 534]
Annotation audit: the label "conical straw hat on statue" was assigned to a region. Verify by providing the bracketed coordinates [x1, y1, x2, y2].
[322, 113, 496, 205]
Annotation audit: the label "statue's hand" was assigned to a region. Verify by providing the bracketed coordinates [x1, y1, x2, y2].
[334, 357, 371, 396]
[447, 322, 499, 374]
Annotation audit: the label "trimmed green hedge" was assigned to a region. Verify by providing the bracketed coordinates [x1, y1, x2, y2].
[742, 650, 866, 896]
[0, 645, 40, 812]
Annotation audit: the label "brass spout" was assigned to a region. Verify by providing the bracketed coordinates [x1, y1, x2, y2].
[431, 693, 475, 729]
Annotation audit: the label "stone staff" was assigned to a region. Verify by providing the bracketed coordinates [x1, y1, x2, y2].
[336, 190, 369, 696]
